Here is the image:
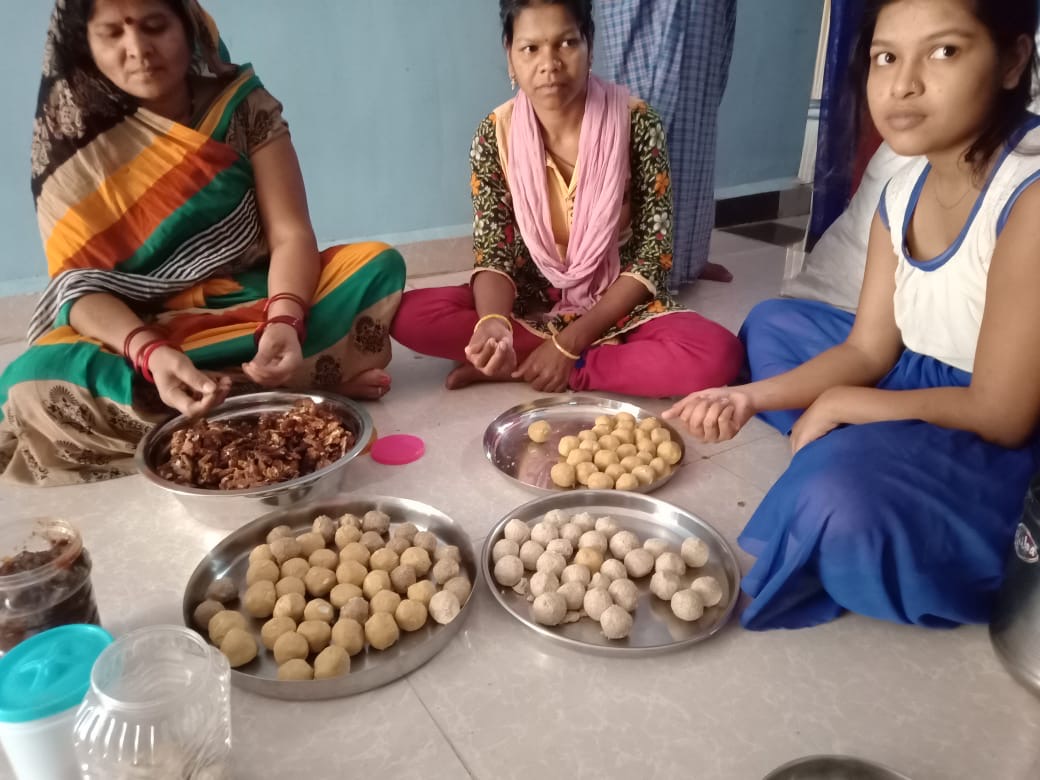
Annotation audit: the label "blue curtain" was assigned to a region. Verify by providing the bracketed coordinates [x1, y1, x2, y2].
[808, 0, 865, 247]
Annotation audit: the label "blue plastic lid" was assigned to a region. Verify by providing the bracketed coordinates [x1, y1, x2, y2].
[0, 624, 112, 723]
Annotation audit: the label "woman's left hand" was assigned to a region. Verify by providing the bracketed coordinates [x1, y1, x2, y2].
[242, 323, 303, 387]
[790, 389, 845, 454]
[512, 339, 575, 393]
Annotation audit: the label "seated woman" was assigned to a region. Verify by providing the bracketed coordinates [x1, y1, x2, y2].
[0, 0, 405, 486]
[665, 0, 1040, 630]
[391, 0, 742, 397]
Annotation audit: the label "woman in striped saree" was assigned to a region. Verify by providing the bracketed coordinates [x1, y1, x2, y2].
[0, 0, 405, 486]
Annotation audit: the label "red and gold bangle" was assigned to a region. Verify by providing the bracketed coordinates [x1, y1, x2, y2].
[263, 292, 310, 316]
[254, 314, 306, 346]
[122, 324, 162, 364]
[135, 339, 176, 384]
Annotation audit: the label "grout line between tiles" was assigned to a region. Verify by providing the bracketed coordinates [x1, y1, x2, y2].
[708, 455, 774, 497]
[401, 531, 487, 780]
[687, 429, 776, 459]
[406, 677, 478, 780]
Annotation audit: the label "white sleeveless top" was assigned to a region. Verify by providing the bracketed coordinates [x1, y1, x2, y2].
[880, 116, 1040, 373]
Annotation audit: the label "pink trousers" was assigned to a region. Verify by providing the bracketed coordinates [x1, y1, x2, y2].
[391, 286, 743, 397]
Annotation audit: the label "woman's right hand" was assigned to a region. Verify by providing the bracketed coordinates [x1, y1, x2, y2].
[463, 318, 517, 379]
[662, 387, 756, 443]
[149, 347, 232, 418]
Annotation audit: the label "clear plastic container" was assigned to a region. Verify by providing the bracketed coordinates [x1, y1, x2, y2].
[73, 625, 232, 780]
[0, 624, 112, 780]
[0, 517, 100, 655]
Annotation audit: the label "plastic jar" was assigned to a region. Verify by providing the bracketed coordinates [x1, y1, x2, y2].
[73, 625, 232, 779]
[0, 517, 100, 655]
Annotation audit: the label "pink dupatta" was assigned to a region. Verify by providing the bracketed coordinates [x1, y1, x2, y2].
[506, 74, 631, 316]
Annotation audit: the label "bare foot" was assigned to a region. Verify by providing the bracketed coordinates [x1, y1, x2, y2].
[339, 368, 391, 400]
[445, 362, 518, 390]
[699, 262, 733, 283]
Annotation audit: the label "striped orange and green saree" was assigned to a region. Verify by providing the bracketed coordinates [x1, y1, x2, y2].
[0, 1, 404, 485]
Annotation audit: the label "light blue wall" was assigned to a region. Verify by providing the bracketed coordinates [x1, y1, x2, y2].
[716, 0, 824, 197]
[0, 1, 822, 294]
[206, 0, 506, 245]
[0, 2, 52, 295]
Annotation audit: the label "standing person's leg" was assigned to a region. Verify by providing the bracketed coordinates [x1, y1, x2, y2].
[600, 1, 738, 287]
[598, 1, 660, 100]
[671, 0, 737, 285]
[569, 312, 743, 398]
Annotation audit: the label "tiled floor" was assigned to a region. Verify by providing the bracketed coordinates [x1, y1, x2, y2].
[1, 231, 1039, 780]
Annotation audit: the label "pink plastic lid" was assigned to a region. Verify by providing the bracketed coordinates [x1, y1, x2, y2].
[370, 434, 426, 466]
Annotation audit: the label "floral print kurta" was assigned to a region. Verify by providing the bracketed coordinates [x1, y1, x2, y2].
[469, 99, 686, 343]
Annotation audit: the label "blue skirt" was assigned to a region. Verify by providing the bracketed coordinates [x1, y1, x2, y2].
[737, 299, 1039, 630]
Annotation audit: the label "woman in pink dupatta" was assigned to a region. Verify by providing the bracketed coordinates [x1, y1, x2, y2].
[391, 0, 741, 397]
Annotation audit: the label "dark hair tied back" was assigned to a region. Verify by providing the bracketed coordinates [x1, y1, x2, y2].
[499, 0, 595, 49]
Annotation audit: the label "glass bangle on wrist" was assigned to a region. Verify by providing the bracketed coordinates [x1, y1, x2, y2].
[254, 315, 306, 346]
[134, 339, 177, 384]
[551, 334, 581, 361]
[263, 292, 309, 316]
[473, 313, 513, 334]
[122, 325, 162, 365]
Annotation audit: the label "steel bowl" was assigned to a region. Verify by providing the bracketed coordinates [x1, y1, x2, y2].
[763, 755, 913, 780]
[182, 495, 477, 700]
[482, 490, 740, 656]
[483, 395, 687, 495]
[135, 391, 373, 523]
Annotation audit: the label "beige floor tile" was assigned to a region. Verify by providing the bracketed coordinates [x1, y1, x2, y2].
[232, 680, 470, 778]
[710, 228, 774, 257]
[397, 235, 473, 278]
[407, 586, 1040, 780]
[0, 295, 36, 345]
[0, 341, 26, 373]
[1, 234, 1035, 780]
[407, 270, 473, 290]
[684, 416, 782, 458]
[710, 434, 793, 493]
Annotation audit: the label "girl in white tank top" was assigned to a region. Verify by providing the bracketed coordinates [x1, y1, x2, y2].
[661, 0, 1040, 630]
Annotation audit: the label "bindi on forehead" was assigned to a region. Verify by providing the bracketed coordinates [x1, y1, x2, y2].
[89, 0, 168, 24]
[92, 11, 163, 28]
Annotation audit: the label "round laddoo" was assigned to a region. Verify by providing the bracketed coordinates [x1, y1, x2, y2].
[219, 628, 257, 668]
[260, 616, 296, 650]
[314, 645, 350, 679]
[671, 589, 705, 622]
[528, 420, 552, 443]
[331, 618, 365, 655]
[365, 612, 400, 650]
[428, 590, 461, 625]
[395, 599, 428, 632]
